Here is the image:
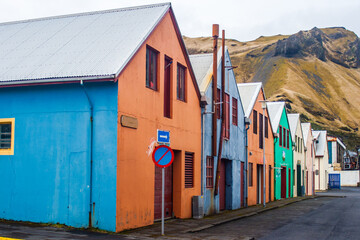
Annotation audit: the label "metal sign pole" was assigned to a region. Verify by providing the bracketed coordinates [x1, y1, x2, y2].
[161, 167, 165, 235]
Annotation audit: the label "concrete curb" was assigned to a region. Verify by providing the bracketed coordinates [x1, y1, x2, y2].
[185, 196, 318, 233]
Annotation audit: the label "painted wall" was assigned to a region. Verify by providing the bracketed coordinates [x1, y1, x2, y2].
[304, 127, 315, 196]
[328, 170, 360, 186]
[247, 89, 274, 206]
[115, 12, 202, 231]
[274, 108, 293, 200]
[201, 49, 246, 215]
[314, 145, 330, 190]
[0, 82, 118, 231]
[293, 119, 305, 197]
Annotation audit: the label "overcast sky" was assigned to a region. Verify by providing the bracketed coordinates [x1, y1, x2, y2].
[0, 0, 359, 42]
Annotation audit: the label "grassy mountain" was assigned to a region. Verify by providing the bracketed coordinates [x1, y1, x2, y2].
[184, 27, 360, 150]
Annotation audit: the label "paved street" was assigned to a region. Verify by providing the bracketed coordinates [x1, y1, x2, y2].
[0, 187, 359, 240]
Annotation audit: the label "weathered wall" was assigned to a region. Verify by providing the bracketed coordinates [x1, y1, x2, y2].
[201, 49, 246, 215]
[304, 127, 315, 196]
[293, 119, 305, 197]
[0, 82, 118, 231]
[247, 88, 274, 206]
[329, 170, 360, 186]
[116, 11, 201, 231]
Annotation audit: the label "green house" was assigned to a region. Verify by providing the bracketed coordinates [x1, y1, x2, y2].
[267, 102, 293, 199]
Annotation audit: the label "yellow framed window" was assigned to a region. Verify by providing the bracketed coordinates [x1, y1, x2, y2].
[0, 118, 15, 155]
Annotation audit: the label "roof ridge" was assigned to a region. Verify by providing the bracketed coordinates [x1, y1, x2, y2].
[0, 2, 171, 26]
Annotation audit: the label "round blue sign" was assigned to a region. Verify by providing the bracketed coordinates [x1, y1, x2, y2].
[152, 145, 174, 168]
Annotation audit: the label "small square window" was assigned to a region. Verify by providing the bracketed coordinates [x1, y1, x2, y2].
[0, 118, 15, 155]
[146, 46, 158, 90]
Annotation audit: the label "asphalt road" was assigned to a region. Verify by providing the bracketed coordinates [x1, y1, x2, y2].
[0, 187, 359, 240]
[190, 187, 360, 240]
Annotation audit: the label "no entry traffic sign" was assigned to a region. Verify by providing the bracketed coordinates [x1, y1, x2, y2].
[152, 145, 174, 168]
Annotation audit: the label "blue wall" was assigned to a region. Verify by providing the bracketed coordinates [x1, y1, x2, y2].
[201, 49, 246, 215]
[0, 82, 117, 231]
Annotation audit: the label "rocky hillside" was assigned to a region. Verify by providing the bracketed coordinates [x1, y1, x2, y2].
[184, 27, 360, 149]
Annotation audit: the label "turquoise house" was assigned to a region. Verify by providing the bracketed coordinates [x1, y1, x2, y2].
[267, 102, 293, 199]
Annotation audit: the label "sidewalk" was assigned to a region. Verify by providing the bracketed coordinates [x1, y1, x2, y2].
[123, 195, 317, 239]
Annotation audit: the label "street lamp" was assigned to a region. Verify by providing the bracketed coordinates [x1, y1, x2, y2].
[260, 100, 268, 207]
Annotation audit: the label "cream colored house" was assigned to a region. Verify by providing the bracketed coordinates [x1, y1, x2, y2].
[301, 123, 315, 196]
[312, 130, 330, 191]
[288, 114, 305, 197]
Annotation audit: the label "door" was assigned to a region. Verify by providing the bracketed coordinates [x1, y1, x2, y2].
[281, 167, 286, 199]
[306, 171, 309, 195]
[164, 57, 172, 118]
[241, 162, 244, 207]
[297, 165, 301, 196]
[219, 160, 226, 211]
[288, 169, 291, 198]
[154, 165, 173, 220]
[268, 165, 271, 202]
[257, 164, 263, 204]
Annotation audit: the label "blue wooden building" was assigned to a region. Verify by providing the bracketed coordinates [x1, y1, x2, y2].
[190, 47, 246, 215]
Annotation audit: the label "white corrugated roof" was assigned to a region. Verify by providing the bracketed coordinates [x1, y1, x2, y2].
[189, 47, 222, 93]
[189, 53, 213, 92]
[0, 3, 170, 84]
[312, 130, 327, 157]
[288, 113, 300, 142]
[266, 101, 285, 133]
[301, 122, 311, 143]
[237, 82, 263, 118]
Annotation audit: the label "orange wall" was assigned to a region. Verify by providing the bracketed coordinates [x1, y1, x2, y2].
[247, 89, 274, 206]
[115, 11, 201, 231]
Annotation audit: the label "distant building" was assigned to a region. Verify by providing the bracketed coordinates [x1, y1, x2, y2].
[237, 82, 274, 206]
[190, 47, 246, 215]
[301, 123, 315, 196]
[312, 130, 330, 191]
[267, 102, 293, 199]
[327, 136, 346, 170]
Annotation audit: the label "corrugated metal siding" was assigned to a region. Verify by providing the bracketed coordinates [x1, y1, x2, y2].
[0, 3, 170, 83]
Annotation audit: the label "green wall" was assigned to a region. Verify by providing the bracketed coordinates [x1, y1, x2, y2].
[274, 108, 293, 200]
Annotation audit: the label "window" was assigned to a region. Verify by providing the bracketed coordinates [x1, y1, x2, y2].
[206, 156, 214, 188]
[253, 110, 258, 134]
[279, 126, 282, 147]
[164, 56, 172, 118]
[146, 46, 158, 90]
[177, 63, 186, 101]
[259, 113, 263, 149]
[283, 127, 286, 148]
[216, 88, 221, 119]
[265, 116, 268, 138]
[232, 97, 238, 126]
[287, 129, 290, 149]
[185, 152, 194, 188]
[225, 93, 230, 139]
[0, 118, 14, 155]
[249, 163, 253, 186]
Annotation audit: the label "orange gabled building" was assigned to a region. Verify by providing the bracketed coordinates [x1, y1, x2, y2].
[115, 3, 202, 231]
[237, 83, 274, 206]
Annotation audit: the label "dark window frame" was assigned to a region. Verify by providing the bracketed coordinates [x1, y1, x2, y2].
[279, 125, 282, 147]
[206, 156, 214, 188]
[185, 152, 194, 188]
[177, 63, 186, 102]
[225, 93, 230, 140]
[146, 46, 159, 91]
[249, 162, 253, 187]
[259, 113, 263, 149]
[232, 97, 238, 126]
[265, 116, 268, 138]
[0, 123, 12, 149]
[253, 110, 258, 134]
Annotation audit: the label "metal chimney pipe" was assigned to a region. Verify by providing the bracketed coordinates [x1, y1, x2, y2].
[212, 24, 219, 157]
